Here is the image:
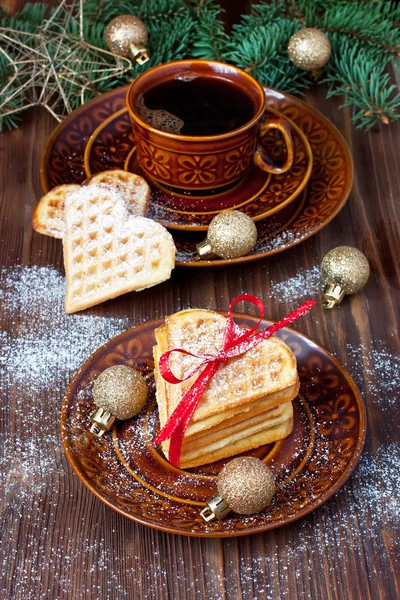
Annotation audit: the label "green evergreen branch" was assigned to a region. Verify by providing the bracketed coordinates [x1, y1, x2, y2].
[222, 18, 311, 93]
[319, 2, 400, 56]
[287, 0, 400, 54]
[324, 26, 399, 57]
[324, 35, 400, 129]
[227, 0, 400, 128]
[189, 0, 228, 61]
[82, 0, 188, 24]
[0, 3, 48, 29]
[0, 0, 399, 131]
[231, 1, 288, 29]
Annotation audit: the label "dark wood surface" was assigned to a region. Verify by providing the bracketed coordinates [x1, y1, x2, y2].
[1, 2, 399, 599]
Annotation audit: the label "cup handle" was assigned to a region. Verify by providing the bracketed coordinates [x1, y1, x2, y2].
[253, 116, 294, 174]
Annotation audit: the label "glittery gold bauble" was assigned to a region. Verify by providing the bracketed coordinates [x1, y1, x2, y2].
[321, 246, 370, 309]
[321, 246, 370, 294]
[288, 28, 331, 72]
[105, 15, 149, 64]
[93, 365, 148, 420]
[217, 457, 275, 515]
[197, 210, 257, 260]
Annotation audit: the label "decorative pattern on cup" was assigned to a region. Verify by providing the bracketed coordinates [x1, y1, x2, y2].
[177, 155, 218, 185]
[136, 137, 262, 188]
[137, 140, 171, 180]
[223, 140, 256, 179]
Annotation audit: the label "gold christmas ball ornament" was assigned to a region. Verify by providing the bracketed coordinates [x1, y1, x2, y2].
[288, 28, 331, 73]
[200, 457, 275, 521]
[90, 365, 148, 437]
[105, 15, 149, 64]
[196, 210, 257, 260]
[321, 246, 370, 309]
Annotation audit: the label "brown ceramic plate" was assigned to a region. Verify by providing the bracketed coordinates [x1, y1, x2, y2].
[61, 313, 366, 537]
[82, 106, 312, 229]
[40, 86, 353, 267]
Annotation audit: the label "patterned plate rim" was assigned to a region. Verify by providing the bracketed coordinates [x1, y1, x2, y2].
[61, 313, 366, 537]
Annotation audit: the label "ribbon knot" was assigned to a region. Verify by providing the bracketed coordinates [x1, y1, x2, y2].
[154, 294, 316, 467]
[216, 349, 229, 363]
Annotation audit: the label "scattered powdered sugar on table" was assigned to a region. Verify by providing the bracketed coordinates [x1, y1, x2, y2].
[345, 341, 400, 412]
[2, 441, 397, 600]
[0, 265, 131, 512]
[0, 265, 131, 392]
[233, 442, 400, 600]
[268, 264, 321, 301]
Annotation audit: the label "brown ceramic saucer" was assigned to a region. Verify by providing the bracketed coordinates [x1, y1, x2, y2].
[40, 86, 353, 266]
[61, 313, 366, 537]
[82, 106, 312, 229]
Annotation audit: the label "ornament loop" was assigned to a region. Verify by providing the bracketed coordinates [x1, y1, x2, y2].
[200, 495, 230, 522]
[90, 407, 116, 437]
[130, 45, 149, 65]
[323, 298, 337, 310]
[322, 282, 346, 309]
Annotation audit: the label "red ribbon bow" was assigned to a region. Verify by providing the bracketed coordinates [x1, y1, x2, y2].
[154, 294, 316, 467]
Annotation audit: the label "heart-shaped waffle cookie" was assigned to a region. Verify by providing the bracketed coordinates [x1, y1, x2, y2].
[32, 184, 81, 239]
[33, 170, 150, 239]
[63, 185, 175, 313]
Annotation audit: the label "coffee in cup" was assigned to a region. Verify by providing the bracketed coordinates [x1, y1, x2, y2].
[127, 60, 294, 198]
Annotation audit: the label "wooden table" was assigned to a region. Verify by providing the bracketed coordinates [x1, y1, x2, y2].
[1, 2, 399, 599]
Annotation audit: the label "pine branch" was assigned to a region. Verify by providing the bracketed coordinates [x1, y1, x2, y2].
[82, 0, 188, 26]
[223, 17, 311, 94]
[0, 3, 48, 29]
[231, 1, 288, 30]
[189, 0, 228, 61]
[288, 0, 400, 54]
[1, 0, 400, 131]
[319, 2, 400, 56]
[324, 35, 400, 129]
[325, 26, 399, 57]
[225, 0, 400, 128]
[144, 12, 195, 65]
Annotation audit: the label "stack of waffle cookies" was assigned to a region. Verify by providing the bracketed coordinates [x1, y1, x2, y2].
[153, 309, 299, 469]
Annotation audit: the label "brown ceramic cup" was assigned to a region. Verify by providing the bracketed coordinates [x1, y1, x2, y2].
[126, 60, 294, 196]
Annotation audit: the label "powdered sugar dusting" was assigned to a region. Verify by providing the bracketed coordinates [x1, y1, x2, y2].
[87, 170, 149, 217]
[268, 265, 321, 300]
[0, 266, 131, 391]
[345, 341, 400, 412]
[166, 313, 290, 415]
[0, 266, 132, 513]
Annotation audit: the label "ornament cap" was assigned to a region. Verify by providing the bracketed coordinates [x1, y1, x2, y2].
[129, 43, 149, 65]
[322, 282, 346, 309]
[90, 407, 116, 437]
[196, 239, 216, 260]
[200, 494, 231, 522]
